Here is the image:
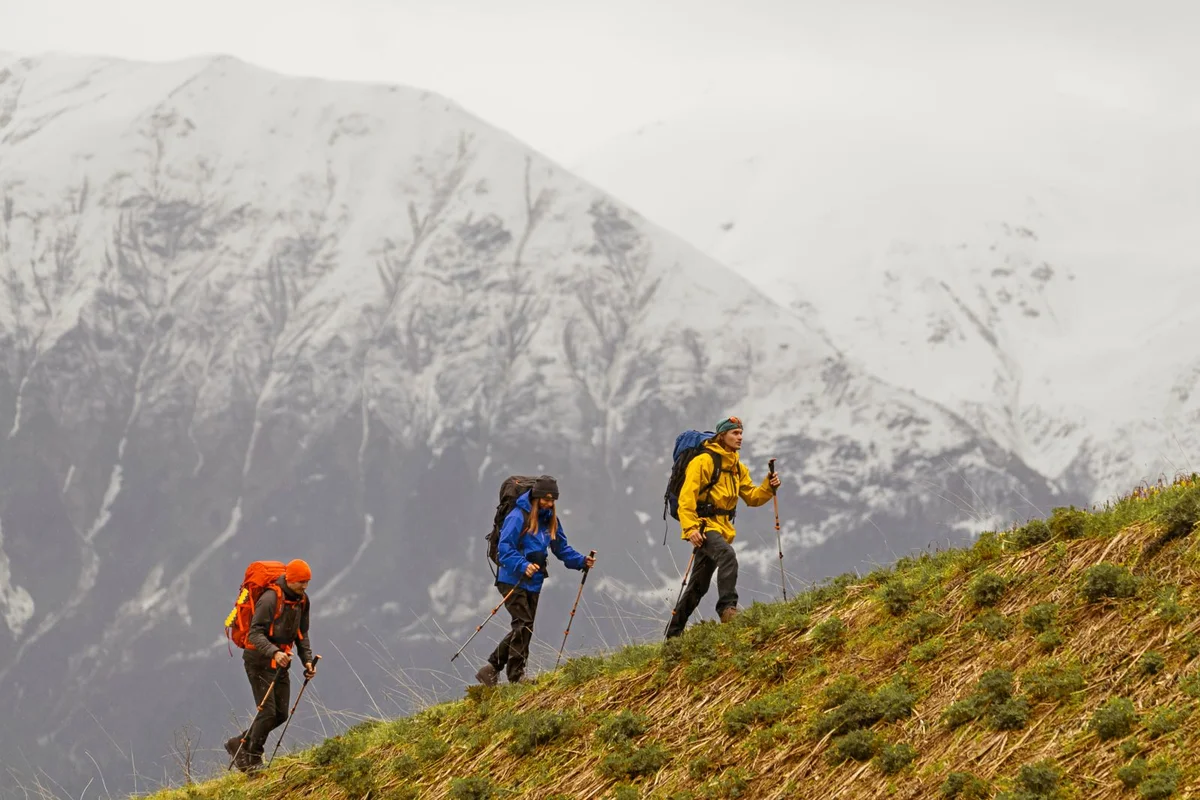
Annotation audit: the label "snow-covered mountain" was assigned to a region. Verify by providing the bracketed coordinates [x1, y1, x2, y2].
[0, 52, 1058, 797]
[572, 87, 1200, 502]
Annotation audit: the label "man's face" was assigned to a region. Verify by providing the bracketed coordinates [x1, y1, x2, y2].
[722, 428, 743, 450]
[287, 579, 310, 595]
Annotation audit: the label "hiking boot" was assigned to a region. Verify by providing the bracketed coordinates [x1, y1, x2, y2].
[720, 606, 739, 624]
[233, 748, 259, 774]
[475, 663, 499, 687]
[224, 736, 242, 760]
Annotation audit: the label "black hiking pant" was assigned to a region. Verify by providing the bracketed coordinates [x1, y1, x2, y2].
[240, 654, 291, 756]
[666, 528, 739, 638]
[487, 582, 541, 682]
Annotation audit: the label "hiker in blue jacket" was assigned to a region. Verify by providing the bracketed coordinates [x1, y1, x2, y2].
[476, 476, 596, 685]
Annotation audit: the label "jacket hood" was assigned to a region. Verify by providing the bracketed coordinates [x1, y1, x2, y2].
[515, 489, 552, 520]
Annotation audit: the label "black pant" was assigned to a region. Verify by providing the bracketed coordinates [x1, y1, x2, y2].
[487, 583, 540, 682]
[241, 655, 290, 755]
[666, 528, 739, 638]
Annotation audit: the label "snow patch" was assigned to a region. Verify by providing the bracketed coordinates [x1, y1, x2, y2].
[0, 518, 35, 637]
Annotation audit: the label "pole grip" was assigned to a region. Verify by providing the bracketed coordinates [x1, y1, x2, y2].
[768, 457, 776, 476]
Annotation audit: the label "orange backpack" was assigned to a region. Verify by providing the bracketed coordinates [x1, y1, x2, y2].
[224, 560, 291, 652]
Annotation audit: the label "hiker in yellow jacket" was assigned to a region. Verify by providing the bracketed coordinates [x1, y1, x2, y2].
[666, 417, 780, 637]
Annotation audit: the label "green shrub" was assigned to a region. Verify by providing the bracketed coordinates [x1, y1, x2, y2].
[874, 742, 917, 775]
[828, 729, 878, 764]
[901, 612, 948, 643]
[331, 757, 376, 798]
[1139, 651, 1166, 676]
[1089, 697, 1137, 741]
[810, 616, 846, 650]
[1118, 758, 1148, 789]
[497, 709, 578, 756]
[1022, 603, 1058, 634]
[988, 698, 1031, 731]
[967, 610, 1013, 641]
[909, 637, 946, 663]
[968, 572, 1007, 607]
[879, 579, 915, 616]
[598, 743, 670, 781]
[449, 775, 498, 800]
[1048, 506, 1088, 540]
[596, 710, 650, 745]
[1010, 519, 1052, 549]
[1145, 705, 1189, 739]
[940, 771, 991, 799]
[1021, 660, 1085, 704]
[1080, 563, 1137, 603]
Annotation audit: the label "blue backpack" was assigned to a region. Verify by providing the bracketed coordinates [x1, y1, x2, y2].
[661, 430, 723, 541]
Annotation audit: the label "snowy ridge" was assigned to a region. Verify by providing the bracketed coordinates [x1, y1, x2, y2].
[572, 89, 1200, 501]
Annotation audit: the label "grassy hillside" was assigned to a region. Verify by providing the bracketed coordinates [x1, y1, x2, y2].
[145, 474, 1200, 799]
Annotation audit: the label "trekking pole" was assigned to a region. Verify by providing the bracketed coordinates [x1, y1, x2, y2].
[555, 550, 596, 670]
[450, 576, 524, 663]
[266, 654, 321, 767]
[228, 663, 286, 770]
[769, 458, 787, 601]
[663, 545, 698, 640]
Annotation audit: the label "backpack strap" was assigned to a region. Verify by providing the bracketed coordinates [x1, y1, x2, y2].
[696, 450, 738, 522]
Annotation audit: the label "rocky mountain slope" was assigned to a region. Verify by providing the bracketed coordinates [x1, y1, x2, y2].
[0, 52, 1057, 798]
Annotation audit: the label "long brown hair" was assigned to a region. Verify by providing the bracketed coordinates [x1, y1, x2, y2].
[526, 497, 558, 541]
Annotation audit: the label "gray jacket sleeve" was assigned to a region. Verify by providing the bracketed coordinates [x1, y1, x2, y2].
[296, 600, 314, 666]
[246, 590, 279, 657]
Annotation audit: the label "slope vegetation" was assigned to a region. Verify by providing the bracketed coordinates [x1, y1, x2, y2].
[144, 475, 1200, 799]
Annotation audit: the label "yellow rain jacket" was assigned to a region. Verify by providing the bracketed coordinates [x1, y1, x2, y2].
[678, 440, 776, 544]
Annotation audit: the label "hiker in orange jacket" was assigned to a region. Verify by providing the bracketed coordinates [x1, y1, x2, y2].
[666, 417, 780, 637]
[225, 559, 317, 772]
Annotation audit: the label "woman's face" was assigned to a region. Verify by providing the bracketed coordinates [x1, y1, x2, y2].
[536, 495, 556, 510]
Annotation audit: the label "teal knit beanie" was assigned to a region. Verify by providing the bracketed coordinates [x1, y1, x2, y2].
[715, 416, 743, 435]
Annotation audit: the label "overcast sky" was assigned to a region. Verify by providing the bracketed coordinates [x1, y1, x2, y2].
[1, 0, 1197, 164]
